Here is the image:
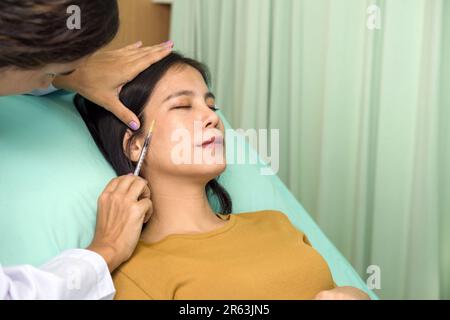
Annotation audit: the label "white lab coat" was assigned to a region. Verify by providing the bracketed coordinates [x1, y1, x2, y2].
[0, 249, 115, 300]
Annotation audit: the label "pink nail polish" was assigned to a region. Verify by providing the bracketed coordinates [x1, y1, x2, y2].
[164, 40, 174, 48]
[129, 121, 139, 131]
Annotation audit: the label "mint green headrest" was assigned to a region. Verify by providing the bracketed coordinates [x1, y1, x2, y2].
[0, 92, 376, 299]
[0, 92, 116, 266]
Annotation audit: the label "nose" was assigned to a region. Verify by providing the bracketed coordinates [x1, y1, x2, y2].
[201, 105, 220, 129]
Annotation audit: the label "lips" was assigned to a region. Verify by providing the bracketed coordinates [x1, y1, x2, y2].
[200, 135, 224, 148]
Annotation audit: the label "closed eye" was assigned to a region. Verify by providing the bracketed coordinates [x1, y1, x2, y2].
[172, 106, 191, 110]
[171, 105, 219, 111]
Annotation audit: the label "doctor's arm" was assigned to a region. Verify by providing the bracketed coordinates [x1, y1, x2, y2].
[0, 249, 114, 300]
[0, 175, 152, 300]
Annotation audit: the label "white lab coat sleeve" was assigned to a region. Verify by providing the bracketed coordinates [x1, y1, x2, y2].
[0, 249, 115, 300]
[27, 84, 59, 96]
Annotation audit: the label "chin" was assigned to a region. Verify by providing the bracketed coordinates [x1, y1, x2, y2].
[186, 161, 227, 182]
[200, 160, 226, 173]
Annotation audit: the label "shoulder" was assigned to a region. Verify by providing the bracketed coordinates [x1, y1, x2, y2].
[235, 210, 308, 238]
[233, 210, 294, 228]
[235, 210, 291, 222]
[112, 270, 153, 300]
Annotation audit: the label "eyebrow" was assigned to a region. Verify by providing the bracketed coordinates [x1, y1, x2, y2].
[163, 90, 215, 102]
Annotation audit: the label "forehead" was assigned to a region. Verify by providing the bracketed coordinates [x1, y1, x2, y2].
[152, 65, 209, 101]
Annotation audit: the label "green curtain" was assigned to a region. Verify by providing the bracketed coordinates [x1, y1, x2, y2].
[170, 0, 450, 299]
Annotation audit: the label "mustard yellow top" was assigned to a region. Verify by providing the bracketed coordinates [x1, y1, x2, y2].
[112, 210, 336, 300]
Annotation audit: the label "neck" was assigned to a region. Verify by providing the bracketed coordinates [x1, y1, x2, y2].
[140, 173, 223, 243]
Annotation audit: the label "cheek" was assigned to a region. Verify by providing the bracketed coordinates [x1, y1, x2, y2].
[25, 72, 52, 90]
[144, 114, 226, 175]
[0, 71, 46, 94]
[146, 117, 191, 169]
[157, 114, 196, 146]
[218, 119, 225, 134]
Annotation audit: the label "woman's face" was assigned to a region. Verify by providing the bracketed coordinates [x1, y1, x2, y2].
[127, 65, 226, 182]
[0, 59, 84, 96]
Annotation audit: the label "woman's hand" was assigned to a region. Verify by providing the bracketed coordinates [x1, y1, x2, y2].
[87, 175, 153, 272]
[314, 286, 371, 300]
[53, 40, 173, 130]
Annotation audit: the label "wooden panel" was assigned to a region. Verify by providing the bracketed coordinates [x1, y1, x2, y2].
[105, 0, 171, 50]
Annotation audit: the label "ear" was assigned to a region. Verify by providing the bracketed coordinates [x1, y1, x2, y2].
[123, 129, 143, 162]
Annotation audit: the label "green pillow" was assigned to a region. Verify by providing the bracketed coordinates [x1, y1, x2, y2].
[0, 92, 115, 266]
[0, 92, 377, 299]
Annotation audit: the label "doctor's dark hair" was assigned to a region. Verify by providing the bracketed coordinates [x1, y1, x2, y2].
[74, 52, 232, 214]
[0, 0, 119, 69]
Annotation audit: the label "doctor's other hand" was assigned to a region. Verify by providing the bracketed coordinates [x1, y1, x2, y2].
[314, 286, 371, 300]
[53, 40, 173, 130]
[87, 175, 153, 272]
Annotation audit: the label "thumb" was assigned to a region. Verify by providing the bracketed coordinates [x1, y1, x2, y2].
[107, 98, 140, 131]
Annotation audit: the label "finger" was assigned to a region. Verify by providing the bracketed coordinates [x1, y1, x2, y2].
[120, 41, 170, 58]
[106, 98, 141, 130]
[130, 44, 173, 63]
[126, 45, 165, 61]
[135, 198, 152, 222]
[148, 40, 173, 51]
[125, 47, 172, 80]
[117, 45, 173, 84]
[128, 45, 171, 63]
[119, 45, 155, 59]
[102, 176, 121, 193]
[142, 40, 174, 52]
[114, 175, 142, 194]
[143, 201, 153, 223]
[119, 41, 143, 51]
[128, 179, 151, 201]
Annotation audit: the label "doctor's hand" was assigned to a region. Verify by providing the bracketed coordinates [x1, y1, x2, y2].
[87, 175, 153, 272]
[314, 286, 371, 300]
[53, 40, 173, 131]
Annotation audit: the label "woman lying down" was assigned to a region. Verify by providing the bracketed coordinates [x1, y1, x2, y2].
[74, 52, 370, 300]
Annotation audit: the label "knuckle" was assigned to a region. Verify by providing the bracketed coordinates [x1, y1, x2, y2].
[112, 191, 123, 200]
[140, 179, 150, 188]
[98, 191, 110, 202]
[135, 177, 148, 187]
[143, 199, 152, 208]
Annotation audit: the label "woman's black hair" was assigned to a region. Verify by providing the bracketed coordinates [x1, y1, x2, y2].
[0, 0, 119, 69]
[74, 52, 232, 214]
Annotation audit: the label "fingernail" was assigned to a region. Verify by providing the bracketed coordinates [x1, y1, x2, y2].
[164, 40, 174, 48]
[129, 121, 140, 131]
[127, 173, 133, 176]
